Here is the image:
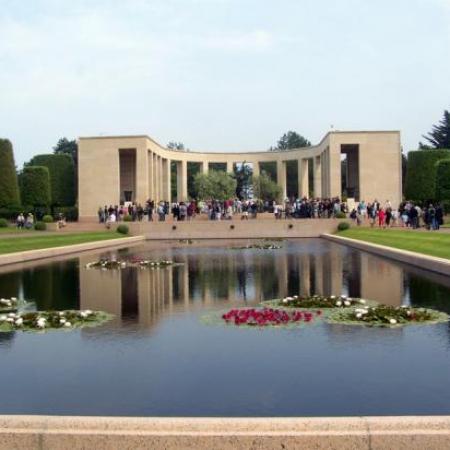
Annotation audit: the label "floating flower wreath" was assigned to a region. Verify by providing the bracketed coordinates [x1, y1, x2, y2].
[231, 243, 282, 250]
[85, 258, 179, 270]
[262, 294, 373, 310]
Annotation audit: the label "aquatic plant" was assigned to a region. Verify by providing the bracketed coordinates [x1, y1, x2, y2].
[327, 305, 448, 327]
[264, 294, 370, 309]
[85, 258, 178, 270]
[221, 307, 321, 327]
[231, 243, 282, 250]
[0, 310, 113, 332]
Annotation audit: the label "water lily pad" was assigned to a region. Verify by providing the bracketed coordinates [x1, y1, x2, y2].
[0, 310, 114, 333]
[261, 295, 376, 310]
[326, 305, 449, 327]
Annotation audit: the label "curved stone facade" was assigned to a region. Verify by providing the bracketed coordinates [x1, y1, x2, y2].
[78, 130, 401, 220]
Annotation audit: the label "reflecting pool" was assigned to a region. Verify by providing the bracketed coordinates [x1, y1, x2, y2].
[1, 238, 450, 417]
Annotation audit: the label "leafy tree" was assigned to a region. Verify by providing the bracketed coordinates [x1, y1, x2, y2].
[53, 137, 78, 201]
[233, 162, 253, 199]
[420, 110, 450, 149]
[270, 131, 311, 151]
[19, 166, 51, 207]
[167, 141, 186, 151]
[187, 162, 201, 199]
[27, 154, 75, 206]
[193, 171, 237, 201]
[0, 139, 20, 207]
[435, 159, 450, 201]
[253, 172, 282, 202]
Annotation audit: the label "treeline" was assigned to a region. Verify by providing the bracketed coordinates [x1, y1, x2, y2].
[0, 138, 78, 221]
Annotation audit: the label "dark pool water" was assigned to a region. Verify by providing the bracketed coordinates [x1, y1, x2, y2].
[1, 238, 450, 417]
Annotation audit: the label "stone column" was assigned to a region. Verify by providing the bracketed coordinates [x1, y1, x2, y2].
[298, 158, 309, 198]
[277, 160, 287, 200]
[177, 160, 188, 201]
[135, 145, 149, 205]
[201, 161, 208, 174]
[153, 153, 159, 201]
[299, 254, 310, 296]
[148, 151, 153, 200]
[163, 158, 171, 202]
[158, 156, 164, 201]
[252, 161, 260, 177]
[314, 254, 324, 295]
[313, 155, 322, 198]
[226, 161, 233, 173]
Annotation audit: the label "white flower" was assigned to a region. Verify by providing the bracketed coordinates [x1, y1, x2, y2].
[6, 318, 14, 323]
[344, 301, 351, 306]
[85, 310, 93, 315]
[406, 311, 411, 316]
[282, 298, 288, 304]
[120, 262, 127, 268]
[15, 318, 23, 327]
[7, 313, 16, 318]
[359, 299, 366, 304]
[341, 295, 347, 299]
[400, 305, 408, 308]
[356, 313, 363, 319]
[10, 297, 17, 301]
[0, 315, 6, 321]
[336, 301, 342, 307]
[36, 318, 46, 328]
[60, 318, 66, 324]
[286, 297, 293, 301]
[293, 295, 298, 299]
[389, 319, 397, 325]
[79, 311, 88, 319]
[64, 322, 72, 327]
[0, 299, 8, 305]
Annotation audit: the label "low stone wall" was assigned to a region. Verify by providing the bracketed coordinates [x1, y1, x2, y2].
[0, 236, 145, 267]
[126, 219, 344, 239]
[1, 415, 450, 449]
[323, 233, 450, 276]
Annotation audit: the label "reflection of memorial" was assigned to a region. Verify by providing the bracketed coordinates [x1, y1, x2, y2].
[79, 244, 406, 330]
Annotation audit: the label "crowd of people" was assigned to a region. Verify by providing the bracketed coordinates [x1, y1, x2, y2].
[98, 197, 446, 231]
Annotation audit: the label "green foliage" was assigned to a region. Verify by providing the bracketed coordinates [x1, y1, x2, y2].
[116, 224, 129, 235]
[252, 172, 282, 201]
[187, 162, 201, 199]
[193, 170, 237, 201]
[0, 218, 8, 228]
[420, 110, 450, 149]
[0, 207, 22, 220]
[270, 131, 311, 151]
[336, 212, 347, 219]
[233, 162, 253, 199]
[19, 166, 51, 207]
[435, 158, 450, 201]
[53, 137, 77, 161]
[34, 221, 47, 231]
[337, 222, 350, 231]
[53, 206, 78, 221]
[28, 154, 75, 206]
[441, 200, 450, 214]
[0, 139, 21, 208]
[42, 215, 53, 223]
[167, 141, 185, 151]
[123, 215, 133, 222]
[405, 150, 450, 201]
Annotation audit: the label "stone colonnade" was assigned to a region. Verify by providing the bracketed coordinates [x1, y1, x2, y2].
[78, 131, 402, 220]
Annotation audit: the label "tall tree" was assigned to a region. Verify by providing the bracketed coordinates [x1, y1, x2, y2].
[253, 172, 282, 201]
[53, 137, 78, 200]
[420, 110, 450, 149]
[167, 141, 186, 151]
[233, 162, 253, 199]
[0, 139, 20, 207]
[19, 166, 51, 207]
[270, 131, 311, 151]
[193, 171, 237, 201]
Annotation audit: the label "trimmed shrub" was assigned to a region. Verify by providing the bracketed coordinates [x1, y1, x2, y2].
[435, 158, 450, 202]
[123, 215, 133, 222]
[19, 166, 51, 207]
[0, 139, 21, 207]
[335, 211, 346, 219]
[0, 218, 8, 228]
[117, 224, 129, 235]
[405, 150, 450, 202]
[28, 154, 75, 206]
[42, 215, 54, 223]
[337, 222, 350, 231]
[54, 206, 78, 221]
[34, 221, 47, 231]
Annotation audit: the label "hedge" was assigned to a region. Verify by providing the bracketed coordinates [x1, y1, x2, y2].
[28, 154, 75, 206]
[53, 206, 78, 221]
[435, 159, 450, 202]
[404, 150, 450, 202]
[0, 139, 20, 207]
[19, 166, 51, 207]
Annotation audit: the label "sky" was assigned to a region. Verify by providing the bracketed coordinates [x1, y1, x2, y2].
[1, 0, 450, 166]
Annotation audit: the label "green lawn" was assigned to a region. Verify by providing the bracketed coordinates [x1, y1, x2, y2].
[0, 232, 125, 254]
[337, 228, 450, 260]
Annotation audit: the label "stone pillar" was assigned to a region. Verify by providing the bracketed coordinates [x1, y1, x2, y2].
[201, 161, 208, 174]
[277, 160, 287, 200]
[158, 156, 164, 201]
[314, 254, 323, 295]
[177, 160, 188, 201]
[313, 155, 322, 198]
[163, 158, 171, 202]
[226, 161, 233, 173]
[299, 254, 310, 296]
[153, 153, 159, 201]
[148, 151, 153, 199]
[252, 161, 260, 177]
[135, 145, 149, 205]
[298, 159, 309, 198]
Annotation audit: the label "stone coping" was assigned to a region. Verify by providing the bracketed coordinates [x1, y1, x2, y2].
[322, 233, 450, 276]
[0, 236, 145, 267]
[0, 415, 450, 449]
